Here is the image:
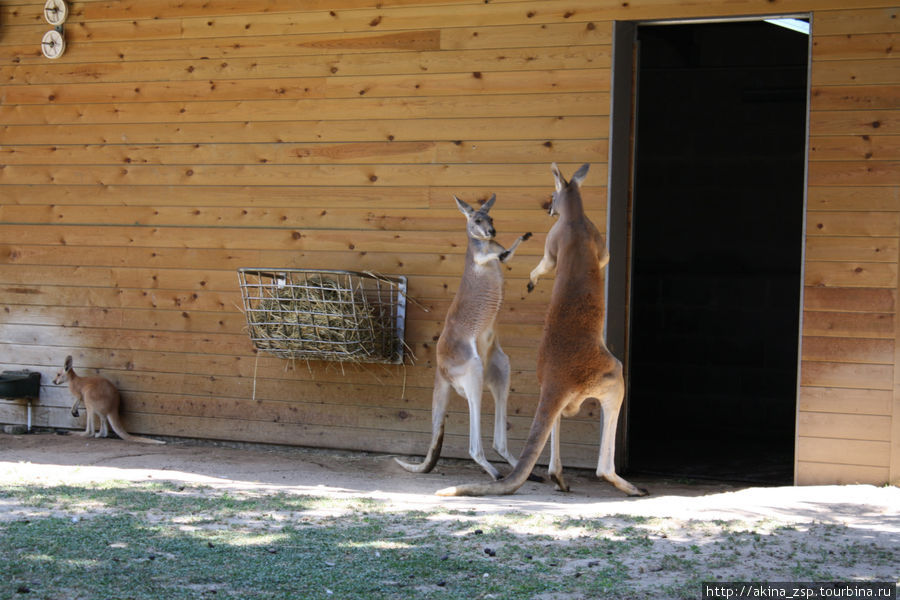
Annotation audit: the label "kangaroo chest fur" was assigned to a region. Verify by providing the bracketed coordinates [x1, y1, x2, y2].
[445, 264, 502, 331]
[438, 245, 504, 361]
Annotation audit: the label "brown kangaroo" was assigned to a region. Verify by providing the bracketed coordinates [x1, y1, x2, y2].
[53, 355, 164, 444]
[437, 164, 647, 497]
[395, 195, 530, 479]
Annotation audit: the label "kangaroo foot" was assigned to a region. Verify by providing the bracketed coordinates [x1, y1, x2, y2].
[549, 472, 570, 493]
[601, 473, 648, 497]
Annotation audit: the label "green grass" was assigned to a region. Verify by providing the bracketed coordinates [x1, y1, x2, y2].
[0, 482, 630, 600]
[1, 482, 896, 600]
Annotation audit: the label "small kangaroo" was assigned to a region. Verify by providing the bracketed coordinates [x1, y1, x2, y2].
[53, 355, 164, 444]
[395, 194, 531, 479]
[438, 164, 647, 497]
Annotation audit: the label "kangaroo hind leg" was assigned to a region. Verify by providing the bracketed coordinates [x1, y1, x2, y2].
[547, 413, 569, 492]
[457, 360, 501, 481]
[98, 413, 110, 438]
[84, 407, 98, 437]
[484, 344, 517, 468]
[395, 372, 452, 474]
[546, 386, 585, 492]
[596, 379, 648, 497]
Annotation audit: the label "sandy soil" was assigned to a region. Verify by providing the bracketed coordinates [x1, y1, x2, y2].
[1, 431, 898, 594]
[0, 432, 896, 525]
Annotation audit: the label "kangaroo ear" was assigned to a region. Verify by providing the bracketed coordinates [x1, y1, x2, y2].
[481, 194, 496, 213]
[571, 163, 590, 187]
[551, 162, 566, 193]
[454, 196, 475, 216]
[64, 355, 73, 371]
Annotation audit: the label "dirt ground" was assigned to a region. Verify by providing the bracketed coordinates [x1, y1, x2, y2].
[1, 431, 897, 524]
[1, 430, 898, 593]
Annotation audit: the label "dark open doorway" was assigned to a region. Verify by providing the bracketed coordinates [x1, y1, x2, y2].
[610, 19, 810, 484]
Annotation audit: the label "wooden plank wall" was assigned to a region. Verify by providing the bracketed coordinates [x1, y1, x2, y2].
[0, 0, 898, 484]
[801, 5, 900, 485]
[0, 0, 616, 468]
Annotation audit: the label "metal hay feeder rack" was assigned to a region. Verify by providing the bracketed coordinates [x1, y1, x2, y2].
[237, 268, 408, 364]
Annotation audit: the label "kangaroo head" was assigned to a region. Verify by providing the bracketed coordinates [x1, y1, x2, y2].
[455, 194, 497, 241]
[53, 355, 74, 385]
[548, 162, 590, 216]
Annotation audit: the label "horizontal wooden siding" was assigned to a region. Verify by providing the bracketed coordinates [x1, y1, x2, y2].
[0, 0, 898, 483]
[801, 6, 899, 485]
[0, 0, 617, 467]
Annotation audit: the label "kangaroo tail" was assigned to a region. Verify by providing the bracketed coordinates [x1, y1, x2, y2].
[436, 396, 558, 497]
[435, 463, 533, 497]
[107, 413, 165, 445]
[394, 427, 444, 473]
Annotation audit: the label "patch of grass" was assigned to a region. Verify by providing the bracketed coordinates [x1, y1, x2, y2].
[2, 482, 897, 600]
[1, 482, 639, 600]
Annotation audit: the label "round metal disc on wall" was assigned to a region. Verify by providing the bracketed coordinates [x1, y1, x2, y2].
[43, 0, 68, 25]
[41, 29, 65, 59]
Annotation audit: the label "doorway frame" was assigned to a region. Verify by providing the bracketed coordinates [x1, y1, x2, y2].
[605, 15, 814, 480]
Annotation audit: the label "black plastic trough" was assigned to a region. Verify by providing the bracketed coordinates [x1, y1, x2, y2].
[0, 371, 42, 398]
[0, 371, 41, 433]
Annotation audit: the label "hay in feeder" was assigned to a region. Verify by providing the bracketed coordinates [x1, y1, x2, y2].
[244, 274, 393, 362]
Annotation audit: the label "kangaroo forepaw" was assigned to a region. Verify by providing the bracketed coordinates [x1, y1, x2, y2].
[527, 282, 535, 293]
[522, 232, 532, 241]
